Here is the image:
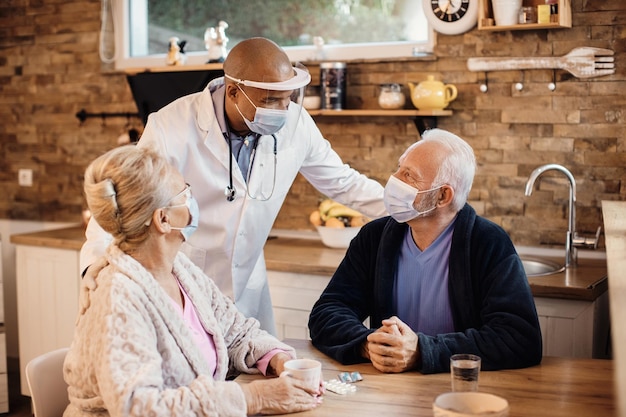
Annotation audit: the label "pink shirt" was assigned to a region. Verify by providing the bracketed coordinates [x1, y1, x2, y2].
[170, 279, 286, 377]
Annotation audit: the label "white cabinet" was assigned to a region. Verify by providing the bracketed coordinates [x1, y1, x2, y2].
[535, 291, 610, 359]
[15, 245, 80, 395]
[267, 271, 331, 341]
[268, 270, 611, 360]
[0, 332, 8, 413]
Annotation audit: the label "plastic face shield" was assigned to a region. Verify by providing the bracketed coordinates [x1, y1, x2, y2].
[224, 62, 310, 116]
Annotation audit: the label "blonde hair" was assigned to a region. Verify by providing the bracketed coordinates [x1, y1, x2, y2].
[83, 145, 171, 252]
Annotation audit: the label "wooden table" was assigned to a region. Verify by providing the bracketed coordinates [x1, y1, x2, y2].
[238, 339, 615, 417]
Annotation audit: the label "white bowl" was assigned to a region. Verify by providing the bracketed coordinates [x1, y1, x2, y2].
[303, 96, 321, 110]
[316, 225, 361, 248]
[433, 392, 509, 417]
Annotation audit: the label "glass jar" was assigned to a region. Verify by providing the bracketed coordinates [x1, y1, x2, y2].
[378, 83, 405, 109]
[518, 6, 537, 23]
[303, 85, 321, 110]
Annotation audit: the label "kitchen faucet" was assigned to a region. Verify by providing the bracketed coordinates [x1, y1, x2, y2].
[524, 164, 601, 268]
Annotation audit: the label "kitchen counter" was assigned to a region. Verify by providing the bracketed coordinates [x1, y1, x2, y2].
[9, 225, 85, 250]
[10, 226, 608, 302]
[265, 236, 608, 302]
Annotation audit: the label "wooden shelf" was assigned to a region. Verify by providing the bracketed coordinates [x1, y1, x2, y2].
[307, 109, 452, 117]
[307, 109, 452, 135]
[123, 63, 223, 75]
[120, 64, 452, 133]
[478, 0, 571, 31]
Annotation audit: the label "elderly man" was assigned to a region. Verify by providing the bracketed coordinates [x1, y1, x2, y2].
[81, 37, 385, 335]
[308, 129, 542, 374]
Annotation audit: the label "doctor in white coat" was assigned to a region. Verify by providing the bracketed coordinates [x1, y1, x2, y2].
[81, 37, 386, 335]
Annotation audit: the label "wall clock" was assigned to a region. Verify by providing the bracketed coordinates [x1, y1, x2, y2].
[422, 0, 479, 35]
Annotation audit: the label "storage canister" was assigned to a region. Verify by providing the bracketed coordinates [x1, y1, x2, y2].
[320, 62, 346, 110]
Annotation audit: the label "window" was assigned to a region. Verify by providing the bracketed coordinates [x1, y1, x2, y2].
[110, 0, 433, 69]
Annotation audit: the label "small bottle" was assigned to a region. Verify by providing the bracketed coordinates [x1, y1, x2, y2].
[545, 0, 559, 23]
[519, 6, 536, 24]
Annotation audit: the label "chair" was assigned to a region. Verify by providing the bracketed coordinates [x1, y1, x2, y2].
[25, 347, 70, 417]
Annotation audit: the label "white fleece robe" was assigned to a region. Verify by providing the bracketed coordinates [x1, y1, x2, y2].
[63, 245, 295, 417]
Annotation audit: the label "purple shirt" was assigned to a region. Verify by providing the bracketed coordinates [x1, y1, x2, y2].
[393, 219, 456, 336]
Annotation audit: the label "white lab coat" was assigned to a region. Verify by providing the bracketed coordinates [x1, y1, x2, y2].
[80, 77, 386, 334]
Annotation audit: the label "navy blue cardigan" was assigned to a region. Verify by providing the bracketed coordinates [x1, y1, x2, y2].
[308, 204, 542, 374]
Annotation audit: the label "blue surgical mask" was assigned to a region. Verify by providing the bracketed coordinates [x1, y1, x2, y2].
[169, 195, 199, 241]
[383, 175, 441, 223]
[235, 86, 289, 135]
[167, 187, 200, 241]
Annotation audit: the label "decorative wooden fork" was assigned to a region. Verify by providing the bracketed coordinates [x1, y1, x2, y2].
[467, 47, 615, 79]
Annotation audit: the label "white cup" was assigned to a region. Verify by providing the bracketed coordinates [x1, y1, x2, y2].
[492, 0, 522, 26]
[280, 358, 322, 391]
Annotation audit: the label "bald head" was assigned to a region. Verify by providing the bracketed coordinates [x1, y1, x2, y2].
[223, 37, 294, 84]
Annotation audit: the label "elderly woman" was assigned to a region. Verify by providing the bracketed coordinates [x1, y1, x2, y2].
[63, 145, 321, 416]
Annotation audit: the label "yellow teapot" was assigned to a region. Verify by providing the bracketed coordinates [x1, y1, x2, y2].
[408, 75, 458, 110]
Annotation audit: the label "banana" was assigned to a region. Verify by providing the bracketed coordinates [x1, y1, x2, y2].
[325, 204, 364, 220]
[313, 198, 369, 227]
[319, 200, 346, 221]
[318, 199, 335, 217]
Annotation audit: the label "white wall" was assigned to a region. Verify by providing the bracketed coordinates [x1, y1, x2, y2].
[0, 220, 78, 358]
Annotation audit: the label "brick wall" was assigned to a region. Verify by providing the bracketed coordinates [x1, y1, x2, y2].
[0, 0, 624, 248]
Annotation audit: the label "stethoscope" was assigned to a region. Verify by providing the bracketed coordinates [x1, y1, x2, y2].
[225, 134, 277, 202]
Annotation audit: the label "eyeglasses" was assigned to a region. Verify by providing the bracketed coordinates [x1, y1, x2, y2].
[144, 183, 192, 227]
[165, 183, 192, 209]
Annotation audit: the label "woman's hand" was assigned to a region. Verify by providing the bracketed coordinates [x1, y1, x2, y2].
[241, 376, 322, 415]
[267, 352, 292, 377]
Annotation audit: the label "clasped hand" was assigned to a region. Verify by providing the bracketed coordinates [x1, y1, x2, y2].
[363, 316, 420, 373]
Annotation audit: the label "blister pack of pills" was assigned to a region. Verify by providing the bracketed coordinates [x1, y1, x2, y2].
[325, 379, 357, 395]
[338, 371, 363, 383]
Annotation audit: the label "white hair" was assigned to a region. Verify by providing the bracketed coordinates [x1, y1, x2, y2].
[401, 129, 476, 212]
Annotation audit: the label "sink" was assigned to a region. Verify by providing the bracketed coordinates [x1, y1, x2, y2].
[521, 257, 565, 277]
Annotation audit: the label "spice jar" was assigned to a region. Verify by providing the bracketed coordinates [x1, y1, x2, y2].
[518, 6, 537, 23]
[378, 83, 405, 109]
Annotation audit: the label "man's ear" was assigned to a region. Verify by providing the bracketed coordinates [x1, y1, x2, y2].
[437, 185, 455, 207]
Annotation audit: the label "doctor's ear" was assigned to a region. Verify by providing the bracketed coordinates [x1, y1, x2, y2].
[225, 84, 239, 100]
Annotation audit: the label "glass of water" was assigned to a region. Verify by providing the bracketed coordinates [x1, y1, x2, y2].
[450, 354, 481, 392]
